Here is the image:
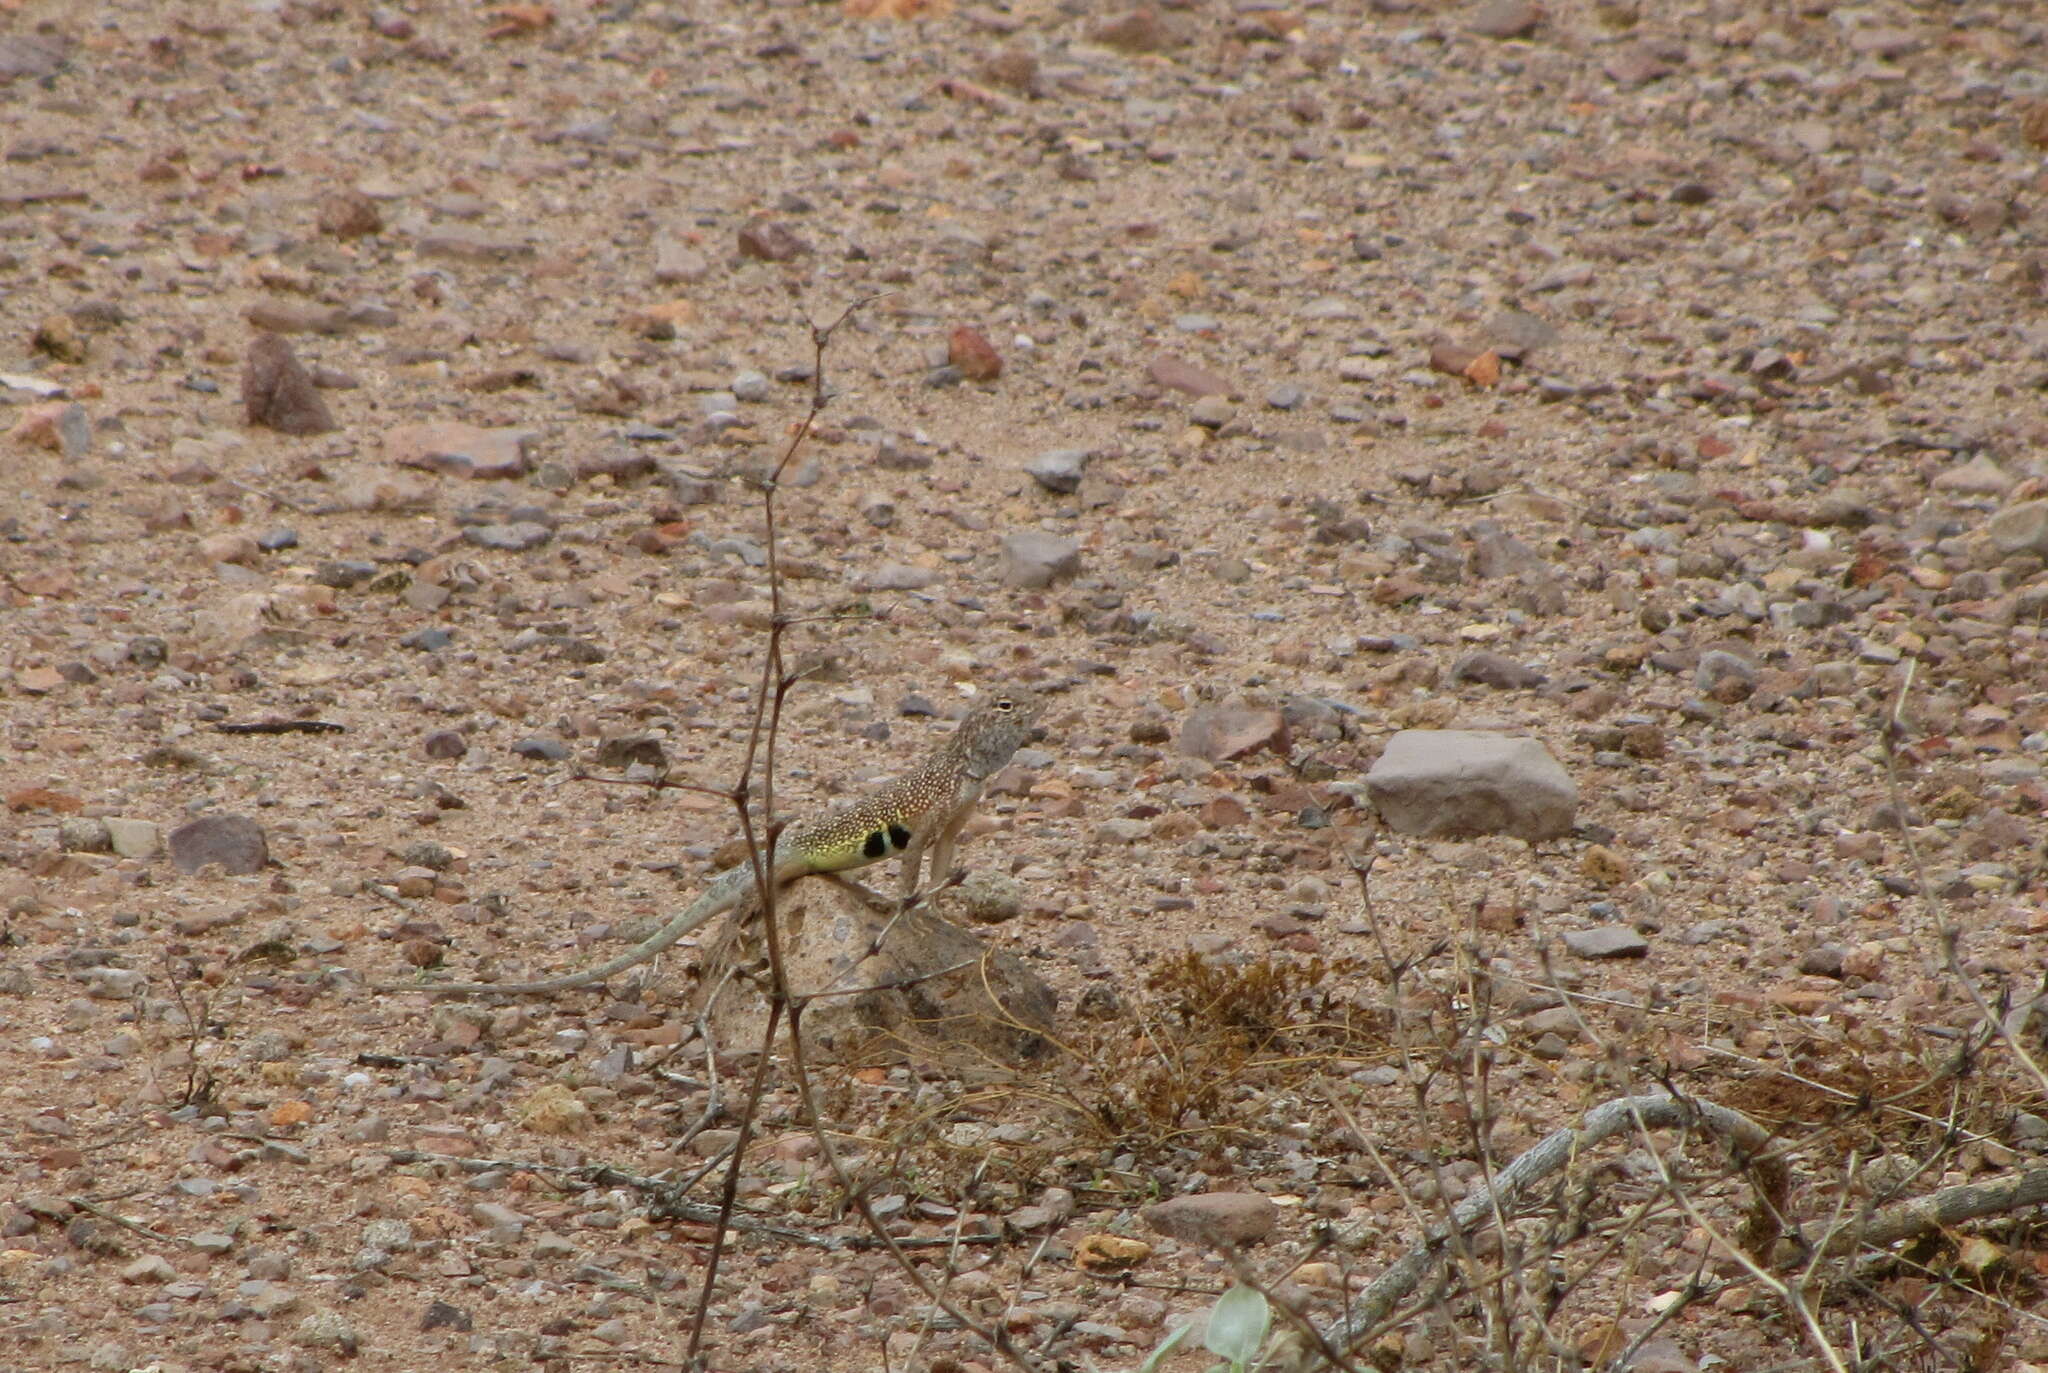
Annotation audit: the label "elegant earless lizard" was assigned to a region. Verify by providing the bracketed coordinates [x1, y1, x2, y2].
[381, 683, 1042, 996]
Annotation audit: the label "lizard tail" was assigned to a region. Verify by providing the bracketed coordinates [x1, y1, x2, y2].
[377, 865, 756, 996]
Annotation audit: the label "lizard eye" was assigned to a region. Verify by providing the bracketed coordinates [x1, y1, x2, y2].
[991, 696, 1015, 712]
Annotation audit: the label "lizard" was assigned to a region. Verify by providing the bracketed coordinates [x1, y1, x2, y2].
[378, 682, 1043, 997]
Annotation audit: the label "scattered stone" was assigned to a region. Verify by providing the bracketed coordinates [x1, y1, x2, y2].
[7, 401, 91, 457]
[864, 563, 941, 592]
[0, 32, 74, 82]
[737, 218, 808, 261]
[1695, 649, 1757, 702]
[1147, 355, 1231, 398]
[1141, 1193, 1277, 1248]
[243, 333, 338, 436]
[948, 326, 1003, 381]
[1429, 341, 1501, 386]
[1025, 448, 1089, 494]
[1485, 309, 1558, 360]
[1366, 731, 1577, 841]
[654, 238, 709, 284]
[423, 731, 468, 759]
[244, 299, 348, 335]
[1188, 395, 1235, 429]
[168, 814, 270, 876]
[1266, 382, 1305, 410]
[292, 1311, 360, 1354]
[1469, 0, 1541, 39]
[998, 530, 1081, 588]
[198, 532, 262, 567]
[316, 190, 383, 239]
[415, 228, 534, 261]
[32, 313, 85, 363]
[386, 422, 533, 480]
[1931, 454, 2012, 496]
[1563, 926, 1649, 959]
[1179, 704, 1288, 762]
[105, 818, 161, 859]
[511, 737, 571, 761]
[1987, 500, 2048, 558]
[314, 560, 378, 589]
[1092, 7, 1185, 54]
[1451, 651, 1546, 689]
[466, 522, 552, 551]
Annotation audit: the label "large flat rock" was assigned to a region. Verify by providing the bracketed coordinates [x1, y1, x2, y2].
[1365, 730, 1576, 841]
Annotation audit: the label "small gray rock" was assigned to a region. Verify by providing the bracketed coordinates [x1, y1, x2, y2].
[1450, 651, 1546, 690]
[1141, 1193, 1277, 1248]
[1563, 926, 1649, 959]
[1366, 731, 1577, 841]
[167, 814, 269, 876]
[1026, 448, 1089, 494]
[1188, 395, 1235, 429]
[104, 818, 160, 859]
[59, 817, 112, 853]
[864, 564, 941, 592]
[465, 521, 553, 552]
[1179, 704, 1289, 762]
[999, 530, 1081, 588]
[1987, 500, 2048, 558]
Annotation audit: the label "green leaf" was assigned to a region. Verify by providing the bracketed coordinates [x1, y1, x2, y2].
[1135, 1321, 1193, 1373]
[1202, 1285, 1271, 1369]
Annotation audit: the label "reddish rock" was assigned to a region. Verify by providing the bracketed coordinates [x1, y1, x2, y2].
[737, 218, 809, 262]
[1147, 355, 1231, 398]
[948, 326, 1003, 381]
[386, 421, 533, 479]
[1179, 704, 1289, 763]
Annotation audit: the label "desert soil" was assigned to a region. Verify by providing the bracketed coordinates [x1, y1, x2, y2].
[3, 0, 2047, 1370]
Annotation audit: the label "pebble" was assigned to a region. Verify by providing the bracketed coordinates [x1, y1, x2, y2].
[422, 731, 468, 760]
[167, 814, 270, 876]
[511, 737, 571, 761]
[465, 522, 553, 552]
[1026, 448, 1089, 494]
[314, 560, 378, 589]
[1469, 0, 1541, 39]
[998, 530, 1081, 588]
[415, 228, 534, 261]
[1563, 926, 1650, 959]
[104, 818, 160, 859]
[731, 369, 770, 402]
[386, 421, 533, 480]
[7, 401, 91, 457]
[737, 217, 808, 261]
[1178, 704, 1288, 763]
[1140, 1193, 1277, 1248]
[948, 326, 1003, 381]
[1986, 500, 2048, 558]
[1147, 355, 1231, 398]
[1450, 652, 1546, 689]
[1265, 383, 1305, 410]
[1188, 395, 1235, 429]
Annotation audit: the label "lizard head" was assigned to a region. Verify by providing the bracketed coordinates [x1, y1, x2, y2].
[954, 680, 1044, 776]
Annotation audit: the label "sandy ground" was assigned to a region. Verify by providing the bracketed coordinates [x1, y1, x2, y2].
[3, 0, 2047, 1369]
